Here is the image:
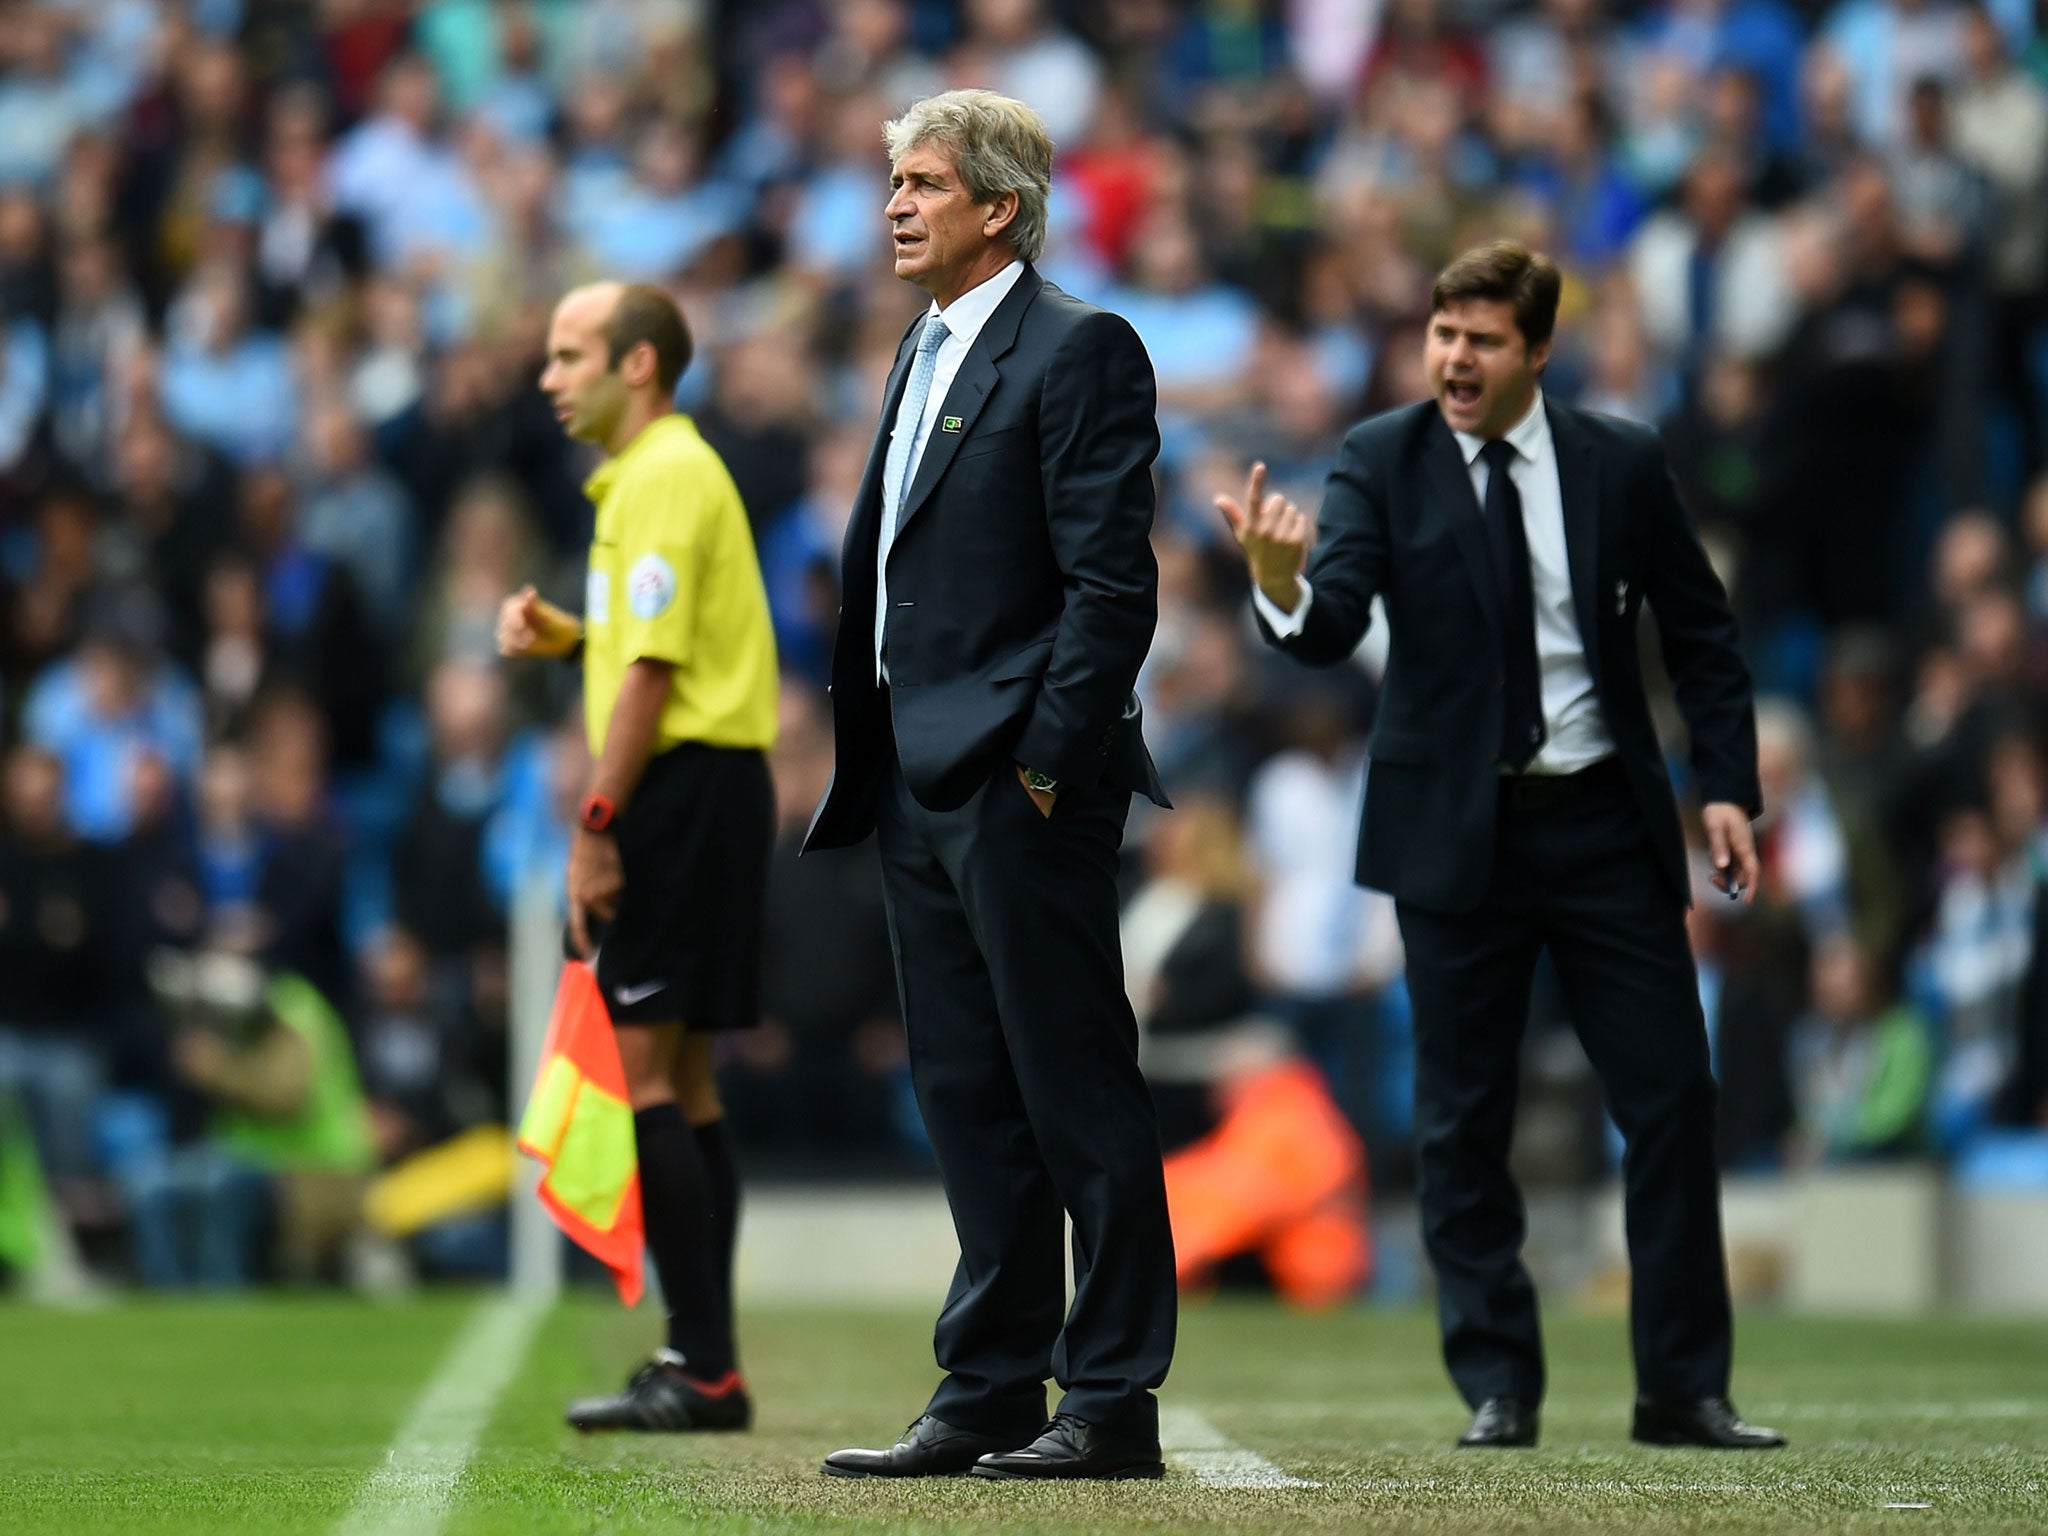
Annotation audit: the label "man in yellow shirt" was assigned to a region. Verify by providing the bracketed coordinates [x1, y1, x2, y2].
[497, 282, 776, 1432]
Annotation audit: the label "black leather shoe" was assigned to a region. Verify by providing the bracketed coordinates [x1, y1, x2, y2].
[972, 1413, 1165, 1480]
[1458, 1396, 1539, 1448]
[822, 1415, 1028, 1478]
[565, 1351, 751, 1432]
[1632, 1396, 1787, 1449]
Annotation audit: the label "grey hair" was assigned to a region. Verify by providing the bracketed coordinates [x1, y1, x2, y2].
[883, 89, 1054, 264]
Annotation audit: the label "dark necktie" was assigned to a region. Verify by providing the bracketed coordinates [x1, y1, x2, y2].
[1481, 437, 1545, 771]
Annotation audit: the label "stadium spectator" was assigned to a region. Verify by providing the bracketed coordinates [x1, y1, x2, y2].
[1628, 148, 1796, 372]
[956, 0, 1103, 146]
[1637, 0, 1808, 153]
[1953, 5, 2048, 477]
[23, 589, 203, 844]
[1790, 934, 1935, 1160]
[1242, 693, 1400, 1142]
[238, 689, 351, 1008]
[49, 233, 146, 478]
[1921, 732, 2045, 1147]
[570, 116, 745, 284]
[391, 661, 514, 969]
[1513, 93, 1649, 273]
[694, 326, 817, 536]
[1697, 64, 1806, 209]
[757, 426, 866, 688]
[724, 682, 907, 1171]
[356, 925, 503, 1167]
[0, 307, 52, 477]
[0, 743, 116, 1203]
[157, 264, 298, 467]
[295, 395, 416, 636]
[1822, 0, 1972, 148]
[405, 472, 552, 694]
[1754, 697, 1858, 944]
[121, 949, 373, 1287]
[230, 465, 385, 768]
[0, 3, 95, 187]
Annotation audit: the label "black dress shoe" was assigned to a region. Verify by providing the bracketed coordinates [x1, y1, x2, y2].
[1458, 1396, 1539, 1448]
[1632, 1396, 1787, 1449]
[822, 1415, 1029, 1478]
[565, 1352, 752, 1432]
[972, 1413, 1165, 1480]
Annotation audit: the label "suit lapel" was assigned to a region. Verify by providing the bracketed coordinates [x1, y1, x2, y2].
[1547, 400, 1604, 681]
[891, 265, 1041, 541]
[841, 321, 923, 575]
[1424, 411, 1502, 653]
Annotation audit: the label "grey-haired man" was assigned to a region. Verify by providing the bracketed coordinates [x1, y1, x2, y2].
[806, 89, 1176, 1482]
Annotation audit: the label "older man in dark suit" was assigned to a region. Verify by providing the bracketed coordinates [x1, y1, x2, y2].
[805, 89, 1175, 1482]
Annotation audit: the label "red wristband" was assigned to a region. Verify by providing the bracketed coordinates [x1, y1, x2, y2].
[578, 793, 616, 834]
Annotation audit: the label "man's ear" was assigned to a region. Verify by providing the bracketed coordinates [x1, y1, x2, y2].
[983, 188, 1020, 241]
[620, 339, 658, 389]
[1528, 337, 1553, 373]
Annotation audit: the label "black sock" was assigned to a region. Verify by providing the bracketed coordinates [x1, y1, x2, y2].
[692, 1117, 740, 1321]
[632, 1103, 733, 1379]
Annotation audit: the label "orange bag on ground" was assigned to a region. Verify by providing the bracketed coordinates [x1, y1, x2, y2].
[1163, 1059, 1372, 1309]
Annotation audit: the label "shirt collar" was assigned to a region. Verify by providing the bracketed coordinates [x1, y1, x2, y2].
[927, 260, 1024, 349]
[584, 412, 692, 503]
[1453, 388, 1549, 468]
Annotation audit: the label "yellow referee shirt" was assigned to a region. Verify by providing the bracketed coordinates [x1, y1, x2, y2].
[581, 414, 778, 757]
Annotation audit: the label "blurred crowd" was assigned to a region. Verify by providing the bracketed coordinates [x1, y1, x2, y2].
[4, 0, 2048, 1293]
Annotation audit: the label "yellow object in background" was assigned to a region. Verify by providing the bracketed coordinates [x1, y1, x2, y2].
[363, 1124, 515, 1238]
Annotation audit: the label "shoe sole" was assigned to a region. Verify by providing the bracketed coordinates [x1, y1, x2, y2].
[568, 1420, 751, 1434]
[820, 1464, 978, 1479]
[971, 1463, 1166, 1481]
[1456, 1438, 1537, 1449]
[1631, 1432, 1785, 1449]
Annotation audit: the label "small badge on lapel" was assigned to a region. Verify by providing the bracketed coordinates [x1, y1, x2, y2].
[942, 416, 963, 433]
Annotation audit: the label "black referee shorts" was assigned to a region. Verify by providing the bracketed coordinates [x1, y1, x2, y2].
[581, 742, 773, 1032]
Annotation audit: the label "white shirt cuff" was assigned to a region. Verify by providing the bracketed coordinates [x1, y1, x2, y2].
[1251, 576, 1313, 638]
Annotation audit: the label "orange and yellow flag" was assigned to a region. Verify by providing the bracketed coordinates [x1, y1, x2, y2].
[516, 960, 645, 1305]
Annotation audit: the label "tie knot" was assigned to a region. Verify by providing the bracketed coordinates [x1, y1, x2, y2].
[918, 317, 949, 354]
[1481, 438, 1517, 473]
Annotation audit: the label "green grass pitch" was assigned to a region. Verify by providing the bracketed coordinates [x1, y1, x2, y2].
[2, 1293, 2044, 1534]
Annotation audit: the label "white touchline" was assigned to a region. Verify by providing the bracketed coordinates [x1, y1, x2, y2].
[1161, 1407, 1321, 1489]
[336, 1294, 550, 1536]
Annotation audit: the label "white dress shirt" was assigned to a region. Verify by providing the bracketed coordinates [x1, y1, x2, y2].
[876, 260, 1026, 681]
[1255, 391, 1616, 774]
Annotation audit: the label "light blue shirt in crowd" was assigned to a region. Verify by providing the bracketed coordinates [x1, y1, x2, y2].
[159, 333, 299, 466]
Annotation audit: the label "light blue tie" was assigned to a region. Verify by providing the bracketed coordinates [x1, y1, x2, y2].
[875, 315, 950, 681]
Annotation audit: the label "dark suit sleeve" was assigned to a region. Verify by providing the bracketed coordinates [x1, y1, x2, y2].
[1254, 424, 1388, 667]
[1012, 311, 1160, 788]
[1641, 440, 1761, 814]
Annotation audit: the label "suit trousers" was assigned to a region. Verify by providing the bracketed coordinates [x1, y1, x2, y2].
[1394, 761, 1732, 1408]
[873, 716, 1176, 1440]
